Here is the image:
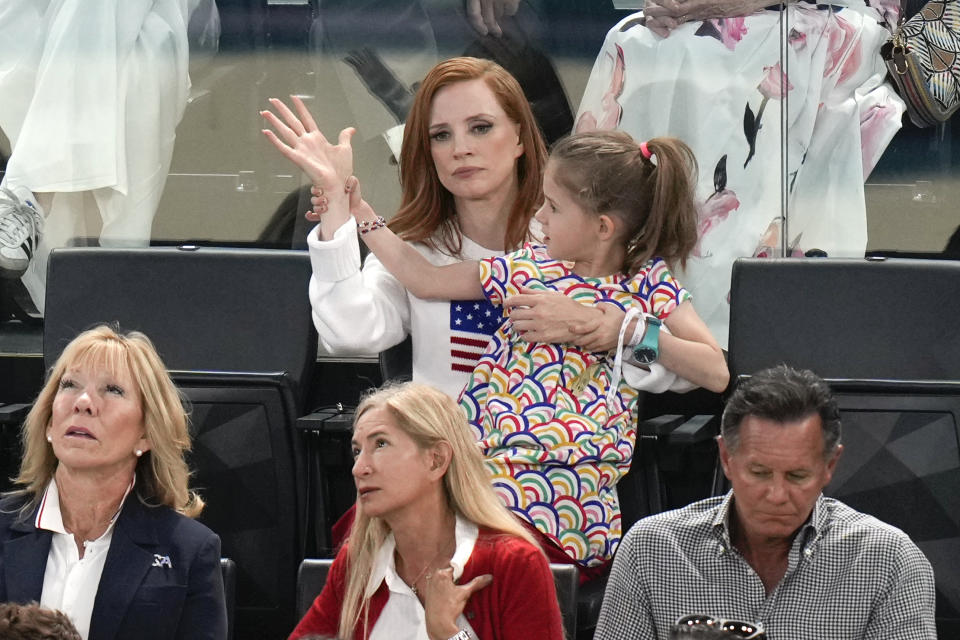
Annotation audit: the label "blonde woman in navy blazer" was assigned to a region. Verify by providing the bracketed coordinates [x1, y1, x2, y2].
[0, 325, 226, 640]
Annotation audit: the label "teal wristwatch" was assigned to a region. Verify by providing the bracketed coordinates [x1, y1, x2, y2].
[632, 316, 662, 365]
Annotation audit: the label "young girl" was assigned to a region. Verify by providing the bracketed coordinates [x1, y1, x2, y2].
[331, 130, 728, 571]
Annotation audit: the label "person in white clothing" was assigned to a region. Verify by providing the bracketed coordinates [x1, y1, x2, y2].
[0, 0, 219, 313]
[576, 0, 905, 346]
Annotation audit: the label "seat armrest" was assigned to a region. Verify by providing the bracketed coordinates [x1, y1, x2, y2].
[296, 407, 355, 435]
[669, 414, 719, 445]
[0, 403, 31, 424]
[638, 414, 685, 437]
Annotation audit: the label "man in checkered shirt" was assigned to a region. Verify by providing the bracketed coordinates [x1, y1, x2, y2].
[596, 365, 937, 640]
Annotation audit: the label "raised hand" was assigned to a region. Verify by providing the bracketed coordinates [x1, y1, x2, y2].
[260, 96, 356, 193]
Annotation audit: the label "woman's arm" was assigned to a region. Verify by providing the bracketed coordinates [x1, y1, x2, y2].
[504, 290, 729, 392]
[262, 97, 479, 302]
[503, 287, 612, 348]
[175, 533, 228, 640]
[489, 540, 565, 640]
[263, 98, 410, 353]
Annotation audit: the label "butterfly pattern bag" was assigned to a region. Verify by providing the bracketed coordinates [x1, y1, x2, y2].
[883, 0, 960, 126]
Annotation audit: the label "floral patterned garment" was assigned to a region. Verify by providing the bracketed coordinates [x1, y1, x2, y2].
[459, 244, 690, 567]
[576, 1, 904, 348]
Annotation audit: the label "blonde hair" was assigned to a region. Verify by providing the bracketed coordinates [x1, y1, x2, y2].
[391, 56, 548, 256]
[338, 382, 538, 639]
[15, 325, 203, 517]
[550, 131, 699, 273]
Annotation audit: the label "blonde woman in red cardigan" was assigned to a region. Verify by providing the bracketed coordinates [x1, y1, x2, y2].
[289, 382, 564, 640]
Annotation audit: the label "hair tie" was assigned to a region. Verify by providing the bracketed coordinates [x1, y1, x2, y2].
[639, 141, 653, 160]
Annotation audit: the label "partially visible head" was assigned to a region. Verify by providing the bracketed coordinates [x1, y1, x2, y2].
[719, 366, 842, 542]
[392, 57, 547, 255]
[17, 325, 203, 517]
[545, 131, 698, 273]
[0, 602, 82, 640]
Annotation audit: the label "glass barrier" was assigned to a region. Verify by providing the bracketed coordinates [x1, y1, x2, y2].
[1, 1, 957, 344]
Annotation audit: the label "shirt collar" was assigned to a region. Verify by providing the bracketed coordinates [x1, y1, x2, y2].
[36, 476, 135, 538]
[366, 514, 479, 599]
[711, 490, 735, 550]
[712, 490, 826, 553]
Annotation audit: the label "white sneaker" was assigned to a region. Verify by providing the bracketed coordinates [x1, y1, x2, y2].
[0, 186, 44, 278]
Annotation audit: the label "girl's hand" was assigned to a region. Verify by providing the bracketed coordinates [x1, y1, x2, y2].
[422, 567, 492, 640]
[346, 175, 378, 222]
[260, 96, 356, 193]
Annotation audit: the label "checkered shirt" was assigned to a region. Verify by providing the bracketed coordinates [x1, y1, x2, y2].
[595, 492, 936, 640]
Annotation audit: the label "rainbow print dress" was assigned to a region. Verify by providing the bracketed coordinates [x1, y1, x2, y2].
[460, 244, 689, 566]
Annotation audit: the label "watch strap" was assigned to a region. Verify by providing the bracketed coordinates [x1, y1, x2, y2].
[633, 315, 662, 364]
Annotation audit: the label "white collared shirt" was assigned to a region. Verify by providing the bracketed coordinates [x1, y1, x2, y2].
[36, 478, 133, 640]
[367, 515, 480, 640]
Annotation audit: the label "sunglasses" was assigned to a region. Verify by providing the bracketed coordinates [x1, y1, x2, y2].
[674, 614, 767, 639]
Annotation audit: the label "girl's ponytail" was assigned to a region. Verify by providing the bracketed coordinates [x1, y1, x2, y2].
[630, 137, 699, 273]
[550, 131, 699, 275]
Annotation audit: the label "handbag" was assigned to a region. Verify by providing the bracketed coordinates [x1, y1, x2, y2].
[881, 0, 960, 127]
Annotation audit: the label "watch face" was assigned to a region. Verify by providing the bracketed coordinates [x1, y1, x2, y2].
[634, 346, 657, 365]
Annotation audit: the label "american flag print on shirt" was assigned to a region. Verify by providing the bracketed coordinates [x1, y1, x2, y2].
[449, 298, 503, 373]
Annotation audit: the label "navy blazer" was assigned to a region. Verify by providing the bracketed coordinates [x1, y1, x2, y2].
[0, 492, 227, 640]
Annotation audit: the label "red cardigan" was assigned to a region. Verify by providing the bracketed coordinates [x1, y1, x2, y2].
[289, 528, 565, 640]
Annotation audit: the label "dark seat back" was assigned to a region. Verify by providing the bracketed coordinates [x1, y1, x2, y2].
[176, 371, 305, 640]
[549, 563, 579, 640]
[43, 246, 317, 408]
[728, 257, 960, 381]
[379, 335, 413, 384]
[296, 558, 334, 620]
[825, 380, 960, 638]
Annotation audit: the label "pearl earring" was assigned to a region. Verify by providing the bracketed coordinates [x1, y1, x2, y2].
[46, 434, 53, 443]
[135, 449, 143, 458]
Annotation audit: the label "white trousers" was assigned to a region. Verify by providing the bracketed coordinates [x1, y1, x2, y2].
[0, 0, 200, 311]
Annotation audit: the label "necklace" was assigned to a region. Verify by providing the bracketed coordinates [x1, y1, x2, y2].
[401, 547, 446, 596]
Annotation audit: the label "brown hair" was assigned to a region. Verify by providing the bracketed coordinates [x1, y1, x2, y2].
[0, 602, 81, 640]
[15, 325, 203, 517]
[550, 131, 699, 273]
[391, 57, 548, 256]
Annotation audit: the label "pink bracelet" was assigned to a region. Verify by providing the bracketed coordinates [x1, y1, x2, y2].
[358, 215, 387, 235]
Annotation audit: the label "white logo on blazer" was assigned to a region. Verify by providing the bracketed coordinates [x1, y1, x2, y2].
[152, 554, 173, 569]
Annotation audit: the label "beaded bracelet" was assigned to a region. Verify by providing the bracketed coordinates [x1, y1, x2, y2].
[357, 215, 387, 235]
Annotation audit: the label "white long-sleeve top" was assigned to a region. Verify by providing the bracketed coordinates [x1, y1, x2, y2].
[308, 217, 508, 399]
